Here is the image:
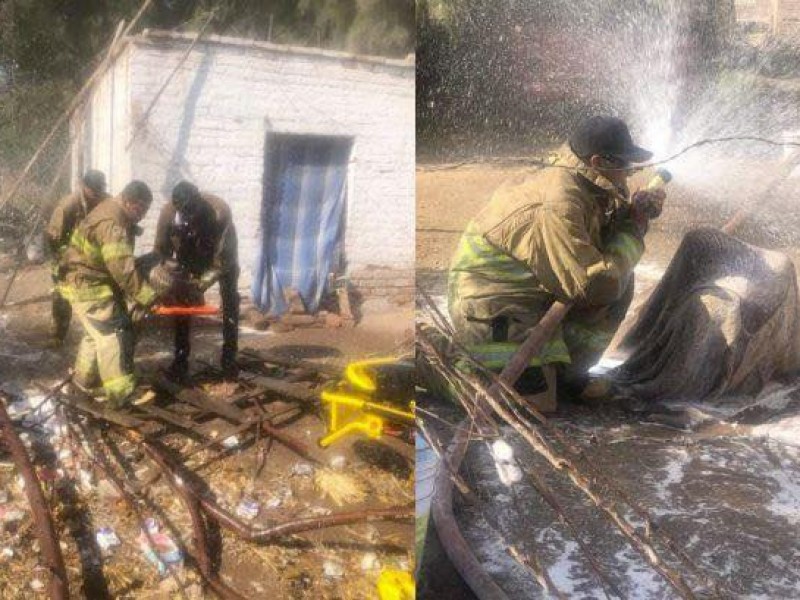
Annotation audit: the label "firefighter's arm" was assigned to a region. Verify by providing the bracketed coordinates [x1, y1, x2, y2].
[95, 221, 158, 307]
[202, 210, 238, 290]
[153, 204, 176, 259]
[532, 201, 643, 306]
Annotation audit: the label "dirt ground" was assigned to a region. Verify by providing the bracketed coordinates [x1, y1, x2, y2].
[0, 263, 414, 599]
[416, 162, 800, 599]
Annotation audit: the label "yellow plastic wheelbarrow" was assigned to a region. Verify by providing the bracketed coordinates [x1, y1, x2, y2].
[319, 357, 414, 448]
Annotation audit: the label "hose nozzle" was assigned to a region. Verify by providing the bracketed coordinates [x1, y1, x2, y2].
[646, 168, 672, 190]
[639, 168, 672, 219]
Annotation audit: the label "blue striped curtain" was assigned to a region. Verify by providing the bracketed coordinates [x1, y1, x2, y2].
[251, 136, 350, 315]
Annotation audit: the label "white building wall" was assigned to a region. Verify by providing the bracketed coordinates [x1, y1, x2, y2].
[126, 35, 414, 298]
[74, 47, 132, 195]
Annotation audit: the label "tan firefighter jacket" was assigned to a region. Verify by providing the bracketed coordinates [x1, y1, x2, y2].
[46, 190, 109, 268]
[61, 197, 157, 307]
[447, 145, 645, 366]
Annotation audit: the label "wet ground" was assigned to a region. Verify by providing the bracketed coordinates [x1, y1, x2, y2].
[416, 162, 800, 598]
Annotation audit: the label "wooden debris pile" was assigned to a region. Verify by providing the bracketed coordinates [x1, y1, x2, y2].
[0, 349, 413, 598]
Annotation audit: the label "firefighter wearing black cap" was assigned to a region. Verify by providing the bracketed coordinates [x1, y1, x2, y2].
[45, 170, 110, 345]
[448, 116, 665, 411]
[153, 181, 240, 380]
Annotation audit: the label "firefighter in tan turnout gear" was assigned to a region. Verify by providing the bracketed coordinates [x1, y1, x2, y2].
[61, 180, 159, 408]
[45, 170, 109, 345]
[448, 116, 665, 412]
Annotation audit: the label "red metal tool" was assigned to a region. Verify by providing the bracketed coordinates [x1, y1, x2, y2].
[153, 304, 219, 316]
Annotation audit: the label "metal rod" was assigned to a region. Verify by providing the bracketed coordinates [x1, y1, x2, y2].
[0, 394, 69, 600]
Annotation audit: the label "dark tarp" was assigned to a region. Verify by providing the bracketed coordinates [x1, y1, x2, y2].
[613, 228, 800, 402]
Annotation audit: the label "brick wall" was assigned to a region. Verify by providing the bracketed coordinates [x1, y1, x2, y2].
[348, 265, 415, 307]
[114, 32, 413, 310]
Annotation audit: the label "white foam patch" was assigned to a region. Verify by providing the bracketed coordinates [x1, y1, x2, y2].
[613, 546, 668, 599]
[752, 415, 800, 447]
[535, 529, 583, 597]
[650, 446, 691, 516]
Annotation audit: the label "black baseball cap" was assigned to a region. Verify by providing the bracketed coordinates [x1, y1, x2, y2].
[172, 180, 201, 213]
[82, 170, 107, 194]
[569, 116, 653, 164]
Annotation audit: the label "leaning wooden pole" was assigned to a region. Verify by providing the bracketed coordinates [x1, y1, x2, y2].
[126, 10, 217, 149]
[493, 300, 571, 392]
[0, 395, 68, 600]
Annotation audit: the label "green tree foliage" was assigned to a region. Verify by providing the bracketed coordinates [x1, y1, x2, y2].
[0, 0, 414, 184]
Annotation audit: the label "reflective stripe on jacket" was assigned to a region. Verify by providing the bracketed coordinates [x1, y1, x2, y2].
[63, 198, 156, 307]
[448, 145, 645, 365]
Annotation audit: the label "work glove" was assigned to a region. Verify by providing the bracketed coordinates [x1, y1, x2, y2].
[632, 188, 666, 220]
[196, 269, 221, 293]
[624, 188, 666, 238]
[130, 303, 151, 327]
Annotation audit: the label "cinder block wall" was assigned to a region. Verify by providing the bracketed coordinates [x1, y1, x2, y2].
[120, 32, 414, 309]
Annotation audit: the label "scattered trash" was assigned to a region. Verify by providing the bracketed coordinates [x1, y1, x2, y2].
[0, 506, 26, 526]
[144, 518, 160, 535]
[79, 468, 94, 492]
[265, 496, 282, 509]
[6, 402, 27, 418]
[25, 233, 45, 264]
[291, 463, 314, 477]
[0, 547, 14, 560]
[290, 572, 313, 591]
[30, 578, 45, 592]
[329, 454, 347, 470]
[222, 435, 240, 449]
[235, 499, 260, 521]
[490, 439, 523, 486]
[0, 490, 9, 504]
[364, 525, 380, 544]
[315, 469, 366, 506]
[138, 529, 183, 577]
[322, 559, 344, 579]
[97, 479, 122, 501]
[308, 506, 333, 516]
[361, 552, 381, 571]
[96, 527, 121, 553]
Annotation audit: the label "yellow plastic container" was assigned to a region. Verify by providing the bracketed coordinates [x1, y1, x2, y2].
[377, 570, 415, 600]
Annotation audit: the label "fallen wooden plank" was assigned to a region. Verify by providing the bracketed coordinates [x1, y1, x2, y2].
[58, 393, 144, 428]
[244, 372, 320, 404]
[240, 347, 342, 378]
[152, 374, 248, 423]
[136, 404, 212, 437]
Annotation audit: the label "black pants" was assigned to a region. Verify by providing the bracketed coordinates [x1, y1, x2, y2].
[174, 271, 240, 369]
[52, 273, 72, 342]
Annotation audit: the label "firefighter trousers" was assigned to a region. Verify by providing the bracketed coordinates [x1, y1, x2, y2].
[173, 271, 240, 370]
[71, 297, 137, 406]
[51, 274, 72, 342]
